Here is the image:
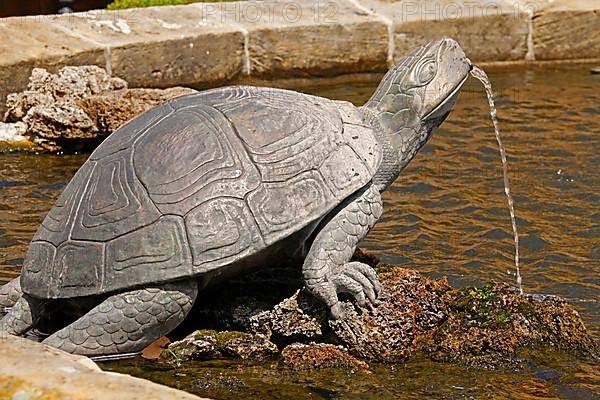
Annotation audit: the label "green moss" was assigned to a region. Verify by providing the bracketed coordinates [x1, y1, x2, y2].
[468, 283, 497, 302]
[163, 347, 185, 368]
[108, 0, 188, 9]
[215, 331, 247, 347]
[192, 329, 215, 341]
[192, 329, 247, 348]
[448, 283, 509, 327]
[496, 310, 512, 324]
[107, 0, 234, 10]
[375, 264, 395, 274]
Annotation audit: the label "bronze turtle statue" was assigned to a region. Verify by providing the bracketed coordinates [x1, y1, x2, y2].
[0, 38, 471, 355]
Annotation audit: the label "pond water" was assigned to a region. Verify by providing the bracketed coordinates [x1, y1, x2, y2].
[0, 64, 598, 398]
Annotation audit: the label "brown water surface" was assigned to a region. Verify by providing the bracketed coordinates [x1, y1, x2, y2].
[0, 64, 598, 398]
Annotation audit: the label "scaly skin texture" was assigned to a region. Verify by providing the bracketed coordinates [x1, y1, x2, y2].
[0, 295, 41, 335]
[0, 278, 22, 310]
[42, 281, 197, 355]
[303, 184, 383, 318]
[0, 39, 471, 354]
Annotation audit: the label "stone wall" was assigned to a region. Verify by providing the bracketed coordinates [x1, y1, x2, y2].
[0, 0, 598, 114]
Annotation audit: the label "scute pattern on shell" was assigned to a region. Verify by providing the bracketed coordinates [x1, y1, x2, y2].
[22, 86, 381, 299]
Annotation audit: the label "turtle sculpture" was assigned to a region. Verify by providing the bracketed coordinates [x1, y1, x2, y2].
[0, 38, 471, 355]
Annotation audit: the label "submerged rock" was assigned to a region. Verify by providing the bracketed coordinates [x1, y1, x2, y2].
[281, 343, 369, 371]
[421, 283, 598, 367]
[4, 65, 195, 151]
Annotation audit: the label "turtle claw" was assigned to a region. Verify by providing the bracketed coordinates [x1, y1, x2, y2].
[332, 261, 381, 314]
[329, 302, 343, 319]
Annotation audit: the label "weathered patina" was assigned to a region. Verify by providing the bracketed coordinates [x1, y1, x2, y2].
[0, 38, 471, 355]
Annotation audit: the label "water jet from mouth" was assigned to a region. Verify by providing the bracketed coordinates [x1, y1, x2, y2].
[470, 65, 523, 295]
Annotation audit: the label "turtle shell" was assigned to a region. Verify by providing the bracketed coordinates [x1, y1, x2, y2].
[21, 86, 382, 299]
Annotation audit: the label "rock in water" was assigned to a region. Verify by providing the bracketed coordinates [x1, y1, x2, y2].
[0, 121, 36, 151]
[281, 343, 369, 370]
[4, 66, 195, 151]
[173, 261, 597, 369]
[162, 330, 278, 366]
[247, 267, 452, 362]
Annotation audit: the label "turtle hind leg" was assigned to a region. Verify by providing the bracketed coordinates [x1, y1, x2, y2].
[0, 277, 23, 310]
[0, 294, 43, 335]
[43, 280, 198, 355]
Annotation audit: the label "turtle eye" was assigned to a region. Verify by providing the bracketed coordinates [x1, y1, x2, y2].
[417, 59, 437, 85]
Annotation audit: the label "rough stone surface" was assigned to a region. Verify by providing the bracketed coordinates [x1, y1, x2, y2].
[184, 259, 598, 368]
[357, 0, 530, 62]
[281, 343, 369, 370]
[4, 65, 195, 150]
[163, 330, 278, 364]
[533, 8, 600, 60]
[422, 282, 600, 367]
[0, 0, 598, 119]
[51, 5, 246, 87]
[249, 267, 452, 362]
[249, 290, 326, 344]
[206, 0, 389, 77]
[1, 121, 28, 139]
[0, 334, 208, 400]
[0, 17, 105, 118]
[81, 86, 197, 135]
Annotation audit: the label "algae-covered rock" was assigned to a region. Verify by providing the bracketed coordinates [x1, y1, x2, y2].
[250, 267, 596, 365]
[249, 267, 451, 362]
[281, 343, 369, 371]
[159, 251, 597, 369]
[162, 330, 278, 366]
[421, 283, 599, 367]
[4, 65, 195, 151]
[248, 289, 326, 344]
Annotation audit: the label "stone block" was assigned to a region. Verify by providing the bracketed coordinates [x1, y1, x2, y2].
[0, 17, 104, 116]
[533, 8, 600, 60]
[356, 0, 529, 62]
[195, 0, 389, 77]
[0, 334, 208, 399]
[51, 5, 246, 87]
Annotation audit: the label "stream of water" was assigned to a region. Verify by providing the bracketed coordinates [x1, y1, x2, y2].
[470, 65, 523, 294]
[0, 64, 598, 398]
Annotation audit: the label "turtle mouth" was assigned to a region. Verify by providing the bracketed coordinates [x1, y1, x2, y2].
[422, 74, 468, 121]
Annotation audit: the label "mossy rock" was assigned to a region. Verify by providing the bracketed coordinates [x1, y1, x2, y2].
[107, 0, 233, 9]
[162, 330, 278, 367]
[421, 282, 599, 367]
[163, 249, 597, 369]
[281, 343, 369, 371]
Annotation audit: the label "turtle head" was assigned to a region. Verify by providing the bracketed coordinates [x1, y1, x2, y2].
[364, 38, 470, 174]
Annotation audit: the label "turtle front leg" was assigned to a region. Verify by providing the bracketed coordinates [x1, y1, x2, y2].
[303, 183, 383, 318]
[43, 280, 197, 355]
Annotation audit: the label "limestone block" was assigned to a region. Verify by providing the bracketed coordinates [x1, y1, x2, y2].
[356, 0, 530, 62]
[51, 5, 246, 87]
[194, 0, 389, 77]
[0, 17, 104, 115]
